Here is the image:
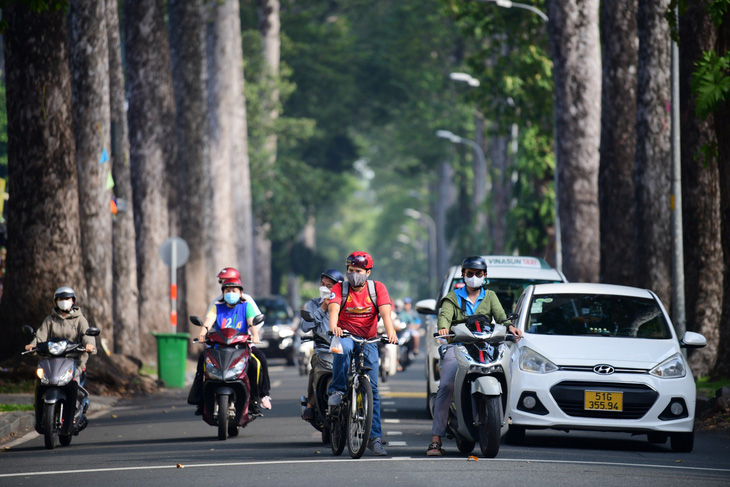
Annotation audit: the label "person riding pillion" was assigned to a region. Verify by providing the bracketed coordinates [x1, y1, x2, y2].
[426, 256, 522, 456]
[300, 268, 344, 421]
[328, 251, 399, 456]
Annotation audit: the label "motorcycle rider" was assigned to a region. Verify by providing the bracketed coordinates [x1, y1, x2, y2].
[328, 251, 399, 456]
[25, 287, 96, 377]
[189, 277, 272, 415]
[426, 256, 522, 456]
[398, 297, 421, 355]
[300, 268, 344, 421]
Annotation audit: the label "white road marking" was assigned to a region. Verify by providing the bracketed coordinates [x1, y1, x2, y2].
[384, 408, 397, 412]
[381, 401, 395, 405]
[386, 431, 402, 436]
[387, 441, 407, 446]
[2, 458, 729, 478]
[383, 419, 400, 424]
[271, 380, 282, 388]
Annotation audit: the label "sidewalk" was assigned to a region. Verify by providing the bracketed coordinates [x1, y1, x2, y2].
[0, 393, 118, 445]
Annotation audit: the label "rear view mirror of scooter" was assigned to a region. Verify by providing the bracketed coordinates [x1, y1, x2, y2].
[189, 316, 204, 327]
[22, 324, 35, 336]
[300, 309, 313, 322]
[85, 327, 101, 337]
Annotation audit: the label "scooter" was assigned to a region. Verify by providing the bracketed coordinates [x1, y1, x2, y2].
[190, 314, 264, 440]
[377, 314, 398, 382]
[21, 324, 101, 449]
[397, 327, 414, 371]
[298, 309, 333, 443]
[296, 329, 314, 376]
[437, 314, 514, 458]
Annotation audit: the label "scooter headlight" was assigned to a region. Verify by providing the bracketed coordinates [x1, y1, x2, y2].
[205, 356, 223, 380]
[57, 366, 74, 386]
[649, 353, 686, 378]
[36, 367, 48, 384]
[48, 341, 68, 355]
[225, 360, 246, 380]
[519, 347, 558, 374]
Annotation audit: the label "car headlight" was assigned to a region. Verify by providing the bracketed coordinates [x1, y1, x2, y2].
[205, 356, 223, 380]
[225, 360, 246, 380]
[649, 353, 686, 378]
[519, 347, 558, 374]
[278, 327, 295, 338]
[58, 366, 74, 386]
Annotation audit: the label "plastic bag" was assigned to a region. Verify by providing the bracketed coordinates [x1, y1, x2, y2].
[329, 335, 343, 354]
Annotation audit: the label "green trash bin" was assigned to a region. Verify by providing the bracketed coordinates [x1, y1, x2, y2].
[152, 332, 190, 388]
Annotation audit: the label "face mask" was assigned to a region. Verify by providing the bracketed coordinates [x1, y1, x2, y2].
[224, 292, 240, 305]
[57, 299, 73, 311]
[320, 286, 332, 299]
[347, 272, 367, 287]
[465, 276, 485, 289]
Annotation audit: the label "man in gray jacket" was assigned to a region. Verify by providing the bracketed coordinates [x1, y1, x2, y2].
[300, 269, 344, 420]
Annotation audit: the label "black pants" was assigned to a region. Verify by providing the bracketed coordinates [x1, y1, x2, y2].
[187, 346, 271, 405]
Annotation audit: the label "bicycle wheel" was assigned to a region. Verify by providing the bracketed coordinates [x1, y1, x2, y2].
[347, 378, 373, 459]
[329, 406, 345, 455]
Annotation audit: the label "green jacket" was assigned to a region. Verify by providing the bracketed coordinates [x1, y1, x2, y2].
[437, 289, 507, 333]
[31, 306, 96, 369]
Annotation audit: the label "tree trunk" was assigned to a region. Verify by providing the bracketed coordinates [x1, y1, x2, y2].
[711, 12, 730, 379]
[679, 2, 722, 377]
[546, 0, 602, 282]
[473, 111, 488, 236]
[599, 0, 638, 286]
[206, 0, 255, 297]
[106, 0, 140, 355]
[0, 4, 86, 357]
[68, 0, 114, 350]
[635, 0, 672, 307]
[490, 133, 509, 254]
[169, 0, 209, 321]
[125, 0, 178, 357]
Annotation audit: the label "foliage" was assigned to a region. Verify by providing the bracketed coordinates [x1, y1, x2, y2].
[696, 376, 730, 396]
[0, 403, 33, 412]
[0, 0, 70, 33]
[0, 79, 7, 180]
[692, 50, 730, 119]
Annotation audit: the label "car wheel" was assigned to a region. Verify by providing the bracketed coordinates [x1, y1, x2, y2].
[647, 432, 668, 444]
[505, 425, 525, 446]
[670, 431, 694, 452]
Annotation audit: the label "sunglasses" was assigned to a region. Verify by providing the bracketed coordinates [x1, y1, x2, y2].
[464, 271, 485, 278]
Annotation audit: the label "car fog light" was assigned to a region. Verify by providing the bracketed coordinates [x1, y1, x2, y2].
[522, 395, 537, 409]
[670, 402, 684, 416]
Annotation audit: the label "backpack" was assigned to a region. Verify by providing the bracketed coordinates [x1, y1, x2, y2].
[339, 280, 379, 318]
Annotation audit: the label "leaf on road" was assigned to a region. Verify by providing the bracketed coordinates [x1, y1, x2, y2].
[176, 464, 184, 468]
[111, 414, 118, 419]
[314, 451, 321, 454]
[467, 456, 479, 461]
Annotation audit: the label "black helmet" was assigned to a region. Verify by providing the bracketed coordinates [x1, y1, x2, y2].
[321, 269, 345, 283]
[461, 256, 487, 271]
[54, 286, 76, 302]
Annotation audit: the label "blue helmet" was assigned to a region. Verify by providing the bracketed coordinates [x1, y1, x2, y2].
[403, 297, 412, 304]
[321, 269, 345, 283]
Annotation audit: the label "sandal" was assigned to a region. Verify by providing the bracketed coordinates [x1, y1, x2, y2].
[426, 441, 444, 456]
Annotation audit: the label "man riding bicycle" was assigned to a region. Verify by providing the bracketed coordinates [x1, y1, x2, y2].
[328, 251, 399, 456]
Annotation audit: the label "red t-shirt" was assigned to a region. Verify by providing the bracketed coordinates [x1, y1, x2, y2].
[330, 280, 391, 338]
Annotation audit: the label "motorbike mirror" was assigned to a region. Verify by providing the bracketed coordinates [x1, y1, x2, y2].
[189, 315, 204, 327]
[22, 325, 35, 336]
[415, 298, 437, 315]
[300, 309, 313, 321]
[252, 314, 264, 327]
[85, 327, 101, 337]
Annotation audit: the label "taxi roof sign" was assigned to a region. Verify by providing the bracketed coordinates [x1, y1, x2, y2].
[483, 255, 550, 269]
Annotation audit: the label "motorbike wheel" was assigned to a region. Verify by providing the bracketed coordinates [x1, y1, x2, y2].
[217, 395, 229, 441]
[329, 407, 345, 456]
[477, 396, 502, 458]
[347, 379, 373, 459]
[43, 402, 59, 450]
[59, 434, 73, 446]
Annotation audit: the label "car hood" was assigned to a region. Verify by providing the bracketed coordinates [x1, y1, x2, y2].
[520, 335, 679, 369]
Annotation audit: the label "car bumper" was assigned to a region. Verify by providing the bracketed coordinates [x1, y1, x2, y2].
[509, 370, 696, 434]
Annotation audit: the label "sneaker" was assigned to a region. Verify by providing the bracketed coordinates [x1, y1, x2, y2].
[261, 396, 272, 410]
[368, 437, 388, 456]
[328, 392, 344, 407]
[302, 407, 315, 421]
[426, 441, 444, 456]
[249, 402, 262, 416]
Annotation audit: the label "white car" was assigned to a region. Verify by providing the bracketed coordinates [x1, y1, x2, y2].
[507, 282, 706, 452]
[417, 255, 567, 416]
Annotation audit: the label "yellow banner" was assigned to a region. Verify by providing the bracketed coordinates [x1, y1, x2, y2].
[0, 178, 6, 219]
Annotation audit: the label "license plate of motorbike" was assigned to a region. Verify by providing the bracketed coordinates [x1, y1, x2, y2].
[584, 390, 623, 411]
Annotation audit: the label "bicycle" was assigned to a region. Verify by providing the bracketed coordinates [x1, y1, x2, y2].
[328, 331, 391, 459]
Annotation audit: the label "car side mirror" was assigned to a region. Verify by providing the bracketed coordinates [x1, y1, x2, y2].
[85, 327, 101, 337]
[416, 298, 437, 315]
[680, 331, 706, 348]
[189, 315, 204, 327]
[252, 314, 265, 327]
[300, 309, 313, 322]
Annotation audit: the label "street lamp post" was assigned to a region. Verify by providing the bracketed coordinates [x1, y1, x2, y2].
[436, 130, 487, 171]
[404, 208, 437, 294]
[472, 0, 548, 22]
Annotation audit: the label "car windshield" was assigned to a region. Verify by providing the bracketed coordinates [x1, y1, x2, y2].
[525, 293, 672, 339]
[258, 299, 291, 325]
[450, 278, 562, 313]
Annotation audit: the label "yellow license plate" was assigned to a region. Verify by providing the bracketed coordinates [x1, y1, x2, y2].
[584, 391, 623, 411]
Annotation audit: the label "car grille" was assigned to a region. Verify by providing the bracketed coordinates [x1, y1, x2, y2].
[550, 381, 658, 419]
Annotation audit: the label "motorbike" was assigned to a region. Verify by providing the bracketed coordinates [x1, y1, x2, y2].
[437, 314, 515, 458]
[190, 314, 264, 440]
[377, 313, 399, 382]
[298, 309, 333, 443]
[21, 324, 101, 449]
[397, 327, 414, 371]
[296, 329, 314, 376]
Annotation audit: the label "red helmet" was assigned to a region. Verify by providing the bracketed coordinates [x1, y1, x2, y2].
[217, 267, 241, 283]
[346, 251, 373, 270]
[221, 277, 244, 292]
